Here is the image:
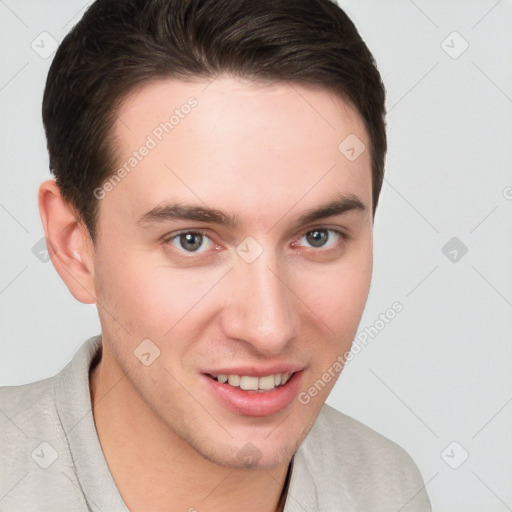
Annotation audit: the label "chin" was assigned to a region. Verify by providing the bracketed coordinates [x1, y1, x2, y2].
[191, 437, 297, 469]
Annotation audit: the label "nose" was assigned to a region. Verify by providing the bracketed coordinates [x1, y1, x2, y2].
[220, 249, 300, 355]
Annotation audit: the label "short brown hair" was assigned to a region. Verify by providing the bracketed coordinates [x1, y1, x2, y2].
[42, 0, 386, 243]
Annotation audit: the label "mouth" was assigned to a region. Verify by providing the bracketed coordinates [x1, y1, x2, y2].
[206, 372, 295, 392]
[202, 370, 304, 417]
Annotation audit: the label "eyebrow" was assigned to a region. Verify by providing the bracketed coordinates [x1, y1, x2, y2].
[136, 193, 366, 229]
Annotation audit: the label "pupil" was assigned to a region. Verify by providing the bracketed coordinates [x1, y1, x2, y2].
[306, 230, 328, 248]
[180, 233, 202, 251]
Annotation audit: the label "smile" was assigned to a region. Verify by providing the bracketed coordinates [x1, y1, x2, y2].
[203, 370, 304, 417]
[208, 372, 293, 392]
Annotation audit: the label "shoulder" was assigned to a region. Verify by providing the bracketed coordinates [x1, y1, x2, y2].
[315, 403, 416, 463]
[298, 404, 432, 511]
[1, 371, 53, 399]
[0, 357, 92, 510]
[0, 375, 59, 439]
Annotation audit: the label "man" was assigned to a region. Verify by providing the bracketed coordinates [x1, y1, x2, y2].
[0, 0, 431, 510]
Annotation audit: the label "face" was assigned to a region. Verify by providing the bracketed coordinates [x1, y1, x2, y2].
[91, 76, 373, 468]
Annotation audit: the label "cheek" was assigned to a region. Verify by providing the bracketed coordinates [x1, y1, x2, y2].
[303, 248, 372, 336]
[296, 237, 373, 387]
[95, 247, 223, 340]
[298, 260, 372, 405]
[93, 247, 172, 334]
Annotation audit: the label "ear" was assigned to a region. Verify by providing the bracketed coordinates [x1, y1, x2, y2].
[38, 179, 96, 304]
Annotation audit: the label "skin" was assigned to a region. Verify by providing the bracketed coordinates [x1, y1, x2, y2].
[38, 76, 374, 512]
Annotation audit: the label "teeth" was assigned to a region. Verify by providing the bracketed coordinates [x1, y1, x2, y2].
[228, 375, 240, 386]
[240, 376, 259, 391]
[258, 375, 275, 390]
[213, 372, 293, 391]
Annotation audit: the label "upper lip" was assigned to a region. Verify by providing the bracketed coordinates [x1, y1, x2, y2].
[203, 364, 304, 377]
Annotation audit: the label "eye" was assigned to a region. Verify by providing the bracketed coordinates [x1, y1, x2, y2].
[295, 228, 345, 250]
[165, 230, 215, 253]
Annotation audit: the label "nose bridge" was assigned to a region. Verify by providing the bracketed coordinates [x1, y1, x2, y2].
[222, 248, 299, 353]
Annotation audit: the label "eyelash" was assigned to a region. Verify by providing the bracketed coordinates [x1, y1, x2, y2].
[163, 227, 350, 257]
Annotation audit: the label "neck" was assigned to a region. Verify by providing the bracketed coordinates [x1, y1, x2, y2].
[89, 348, 291, 512]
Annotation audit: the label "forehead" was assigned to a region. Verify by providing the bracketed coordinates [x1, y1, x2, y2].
[115, 76, 366, 142]
[102, 76, 372, 230]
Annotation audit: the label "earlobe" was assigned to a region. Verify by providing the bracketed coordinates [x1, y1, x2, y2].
[38, 179, 97, 305]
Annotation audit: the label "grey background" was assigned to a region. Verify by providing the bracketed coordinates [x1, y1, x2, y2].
[1, 1, 511, 510]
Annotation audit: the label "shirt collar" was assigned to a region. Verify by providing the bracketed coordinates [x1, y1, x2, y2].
[53, 335, 129, 512]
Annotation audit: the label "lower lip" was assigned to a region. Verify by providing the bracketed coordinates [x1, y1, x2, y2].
[203, 371, 304, 417]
